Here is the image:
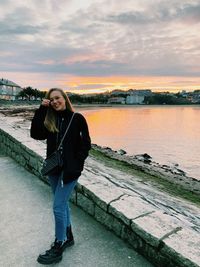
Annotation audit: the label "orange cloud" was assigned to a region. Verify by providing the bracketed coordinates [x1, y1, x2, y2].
[2, 71, 200, 94]
[59, 75, 200, 94]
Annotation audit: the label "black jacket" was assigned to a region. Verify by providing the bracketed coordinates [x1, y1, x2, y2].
[30, 105, 91, 183]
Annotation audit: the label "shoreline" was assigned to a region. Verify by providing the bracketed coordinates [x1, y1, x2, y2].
[91, 144, 200, 198]
[0, 99, 200, 108]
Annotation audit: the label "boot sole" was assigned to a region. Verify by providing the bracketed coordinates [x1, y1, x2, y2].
[37, 255, 62, 265]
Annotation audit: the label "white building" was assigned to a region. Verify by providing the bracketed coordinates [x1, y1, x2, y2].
[108, 97, 126, 104]
[126, 94, 144, 104]
[0, 78, 22, 100]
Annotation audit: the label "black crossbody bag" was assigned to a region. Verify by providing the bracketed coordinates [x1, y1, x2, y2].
[41, 113, 75, 176]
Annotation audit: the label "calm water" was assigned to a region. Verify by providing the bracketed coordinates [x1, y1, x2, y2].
[78, 105, 200, 180]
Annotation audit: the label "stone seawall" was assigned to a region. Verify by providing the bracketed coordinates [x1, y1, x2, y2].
[0, 117, 199, 267]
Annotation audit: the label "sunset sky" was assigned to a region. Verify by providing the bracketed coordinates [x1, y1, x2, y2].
[1, 0, 200, 94]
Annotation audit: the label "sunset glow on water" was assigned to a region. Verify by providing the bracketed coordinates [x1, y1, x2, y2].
[78, 106, 200, 180]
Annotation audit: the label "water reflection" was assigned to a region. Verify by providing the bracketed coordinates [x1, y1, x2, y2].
[78, 106, 200, 179]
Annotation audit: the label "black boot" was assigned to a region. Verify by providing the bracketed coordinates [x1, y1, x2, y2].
[37, 240, 63, 265]
[62, 225, 75, 251]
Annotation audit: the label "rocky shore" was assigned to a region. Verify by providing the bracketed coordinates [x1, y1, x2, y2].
[91, 144, 200, 196]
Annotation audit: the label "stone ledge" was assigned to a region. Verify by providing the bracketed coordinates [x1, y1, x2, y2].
[0, 122, 199, 267]
[92, 144, 200, 195]
[161, 227, 200, 267]
[109, 194, 156, 226]
[131, 210, 183, 248]
[79, 171, 126, 212]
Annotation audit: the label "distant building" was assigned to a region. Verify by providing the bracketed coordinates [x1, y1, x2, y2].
[125, 90, 152, 104]
[190, 91, 200, 103]
[126, 95, 144, 104]
[107, 97, 126, 104]
[0, 78, 22, 100]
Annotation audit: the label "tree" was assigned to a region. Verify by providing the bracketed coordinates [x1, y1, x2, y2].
[17, 90, 27, 100]
[23, 86, 35, 100]
[37, 90, 46, 100]
[143, 93, 191, 105]
[17, 87, 47, 100]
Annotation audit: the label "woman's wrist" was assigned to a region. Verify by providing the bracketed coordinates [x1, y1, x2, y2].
[41, 99, 50, 107]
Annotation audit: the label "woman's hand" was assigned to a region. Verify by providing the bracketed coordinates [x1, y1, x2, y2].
[41, 99, 50, 107]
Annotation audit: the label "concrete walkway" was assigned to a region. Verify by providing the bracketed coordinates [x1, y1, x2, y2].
[0, 155, 153, 267]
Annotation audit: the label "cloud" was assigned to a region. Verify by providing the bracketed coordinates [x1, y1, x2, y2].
[103, 1, 200, 25]
[0, 22, 44, 35]
[0, 0, 200, 91]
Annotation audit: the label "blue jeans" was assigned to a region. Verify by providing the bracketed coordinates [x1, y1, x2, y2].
[48, 173, 77, 242]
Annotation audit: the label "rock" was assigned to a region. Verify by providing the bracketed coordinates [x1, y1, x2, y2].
[142, 153, 152, 159]
[117, 149, 127, 155]
[134, 153, 152, 163]
[143, 159, 151, 164]
[103, 146, 112, 151]
[172, 168, 186, 176]
[92, 144, 98, 147]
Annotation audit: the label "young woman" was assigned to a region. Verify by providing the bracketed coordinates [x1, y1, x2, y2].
[31, 88, 91, 265]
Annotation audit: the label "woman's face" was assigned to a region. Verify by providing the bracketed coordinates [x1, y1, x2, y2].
[49, 90, 66, 111]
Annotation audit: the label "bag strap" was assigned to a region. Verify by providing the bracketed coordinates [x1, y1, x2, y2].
[57, 112, 76, 150]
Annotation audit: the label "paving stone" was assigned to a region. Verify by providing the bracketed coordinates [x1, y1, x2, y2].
[109, 195, 156, 226]
[81, 180, 125, 211]
[131, 210, 182, 247]
[161, 227, 200, 267]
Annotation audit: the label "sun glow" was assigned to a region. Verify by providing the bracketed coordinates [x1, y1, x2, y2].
[2, 72, 200, 94]
[61, 75, 200, 94]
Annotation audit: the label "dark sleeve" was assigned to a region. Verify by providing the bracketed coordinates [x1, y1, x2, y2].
[77, 113, 91, 161]
[30, 105, 48, 140]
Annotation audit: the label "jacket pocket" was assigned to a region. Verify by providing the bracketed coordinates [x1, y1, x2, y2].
[67, 155, 84, 172]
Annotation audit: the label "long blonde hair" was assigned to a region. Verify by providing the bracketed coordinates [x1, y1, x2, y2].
[44, 88, 74, 133]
